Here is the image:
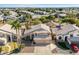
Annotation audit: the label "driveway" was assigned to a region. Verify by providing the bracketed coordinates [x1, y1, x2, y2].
[19, 43, 72, 55]
[20, 43, 56, 55]
[34, 44, 52, 55]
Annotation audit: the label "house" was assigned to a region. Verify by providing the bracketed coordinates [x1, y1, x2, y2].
[55, 13, 67, 18]
[58, 13, 67, 17]
[0, 23, 52, 45]
[9, 11, 18, 16]
[19, 11, 34, 15]
[24, 24, 52, 44]
[51, 10, 67, 18]
[0, 24, 22, 45]
[34, 11, 49, 15]
[32, 14, 49, 19]
[0, 14, 4, 21]
[52, 23, 79, 42]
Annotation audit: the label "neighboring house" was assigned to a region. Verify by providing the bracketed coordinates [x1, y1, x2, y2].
[52, 23, 79, 42]
[3, 15, 17, 20]
[19, 11, 34, 15]
[46, 21, 60, 27]
[58, 13, 67, 17]
[9, 11, 18, 16]
[32, 15, 49, 19]
[50, 13, 56, 16]
[24, 24, 52, 44]
[34, 11, 49, 15]
[56, 10, 66, 13]
[51, 11, 67, 18]
[0, 15, 4, 21]
[18, 15, 26, 22]
[0, 24, 22, 45]
[55, 13, 67, 18]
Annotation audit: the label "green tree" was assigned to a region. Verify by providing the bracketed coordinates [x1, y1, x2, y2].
[61, 17, 76, 24]
[32, 19, 42, 25]
[40, 16, 49, 23]
[25, 14, 32, 19]
[25, 21, 31, 29]
[46, 15, 55, 21]
[75, 20, 79, 27]
[49, 25, 56, 42]
[24, 14, 32, 29]
[4, 11, 10, 16]
[10, 20, 21, 44]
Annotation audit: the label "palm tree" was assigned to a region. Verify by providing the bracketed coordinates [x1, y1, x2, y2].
[10, 20, 21, 44]
[49, 25, 56, 43]
[25, 14, 32, 29]
[25, 20, 31, 29]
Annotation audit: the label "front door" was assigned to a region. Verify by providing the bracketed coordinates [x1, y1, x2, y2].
[7, 35, 11, 42]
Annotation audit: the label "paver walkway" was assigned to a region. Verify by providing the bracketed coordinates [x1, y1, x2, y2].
[21, 46, 34, 53]
[34, 45, 52, 55]
[20, 43, 56, 54]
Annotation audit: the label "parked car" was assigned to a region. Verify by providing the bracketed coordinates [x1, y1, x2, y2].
[71, 43, 79, 53]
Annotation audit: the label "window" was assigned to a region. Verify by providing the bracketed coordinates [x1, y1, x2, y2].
[0, 40, 5, 46]
[12, 35, 17, 39]
[70, 34, 73, 37]
[58, 36, 62, 40]
[6, 35, 11, 42]
[0, 33, 5, 38]
[34, 33, 49, 38]
[65, 36, 68, 41]
[35, 33, 37, 36]
[12, 35, 17, 42]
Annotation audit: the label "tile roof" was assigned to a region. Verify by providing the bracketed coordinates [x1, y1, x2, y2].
[24, 24, 50, 36]
[52, 24, 79, 35]
[0, 24, 21, 35]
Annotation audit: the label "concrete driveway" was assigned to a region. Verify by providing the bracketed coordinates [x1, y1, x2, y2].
[20, 43, 57, 55]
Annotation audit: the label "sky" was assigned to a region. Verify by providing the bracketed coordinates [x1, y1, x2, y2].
[0, 4, 79, 8]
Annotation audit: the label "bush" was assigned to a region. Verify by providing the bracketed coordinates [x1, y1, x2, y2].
[3, 42, 20, 54]
[75, 20, 79, 27]
[32, 19, 42, 25]
[11, 48, 20, 53]
[58, 42, 69, 49]
[39, 17, 49, 23]
[2, 46, 10, 53]
[61, 18, 76, 24]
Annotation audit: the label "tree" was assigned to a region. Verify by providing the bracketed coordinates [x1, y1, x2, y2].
[4, 11, 10, 16]
[46, 15, 55, 21]
[75, 20, 79, 27]
[10, 20, 21, 44]
[61, 17, 76, 24]
[49, 26, 56, 42]
[32, 19, 42, 25]
[25, 21, 31, 29]
[24, 14, 32, 29]
[25, 14, 32, 19]
[40, 16, 49, 23]
[76, 13, 79, 19]
[58, 8, 63, 11]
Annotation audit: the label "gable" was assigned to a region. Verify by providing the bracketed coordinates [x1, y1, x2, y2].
[33, 28, 48, 32]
